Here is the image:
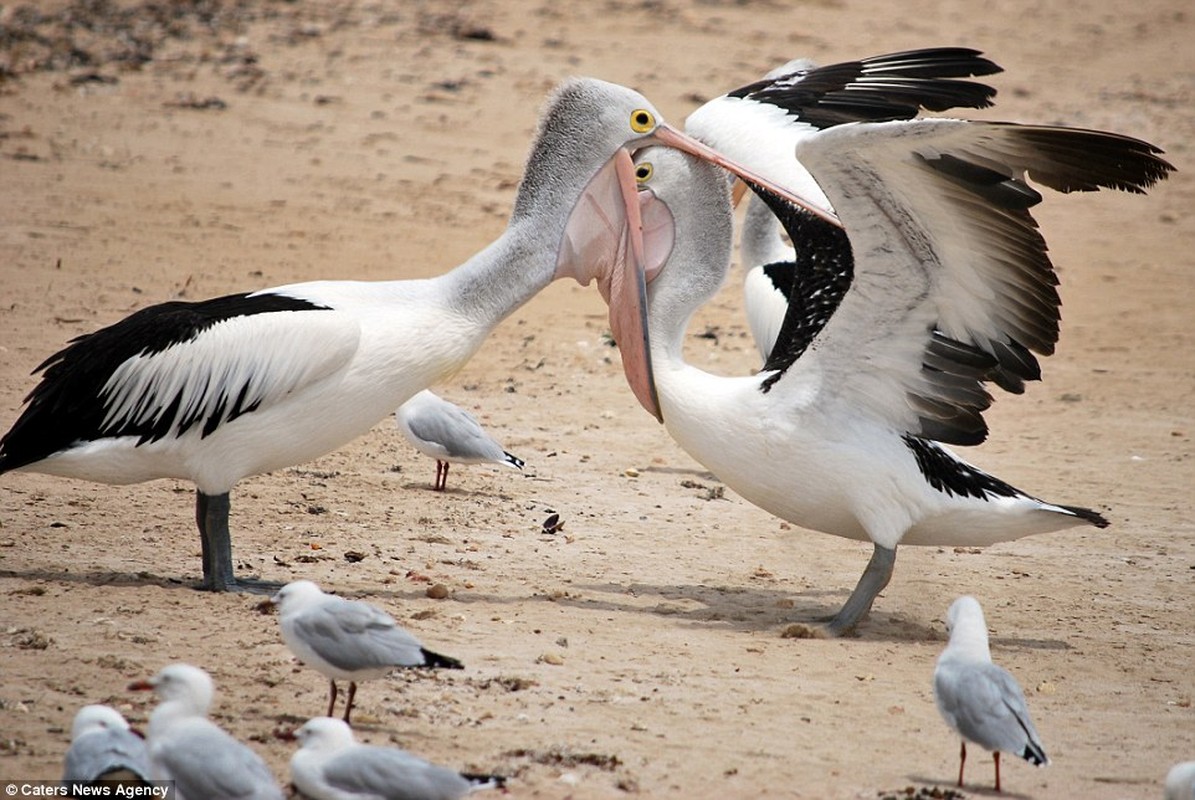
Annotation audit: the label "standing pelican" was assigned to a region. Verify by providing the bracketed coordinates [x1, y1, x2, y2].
[0, 78, 820, 592]
[592, 104, 1171, 633]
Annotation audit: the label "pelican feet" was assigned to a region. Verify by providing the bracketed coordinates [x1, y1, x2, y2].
[779, 543, 897, 638]
[194, 574, 285, 595]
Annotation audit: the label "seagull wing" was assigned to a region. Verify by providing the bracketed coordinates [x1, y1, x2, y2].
[292, 597, 428, 672]
[937, 660, 1047, 761]
[154, 723, 282, 800]
[322, 746, 473, 800]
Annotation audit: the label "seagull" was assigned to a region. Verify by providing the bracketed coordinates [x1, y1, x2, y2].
[62, 704, 152, 788]
[395, 390, 524, 491]
[289, 716, 505, 800]
[716, 49, 1005, 363]
[0, 77, 820, 593]
[271, 579, 463, 724]
[589, 77, 1172, 635]
[128, 663, 284, 800]
[1166, 762, 1195, 800]
[933, 596, 1048, 792]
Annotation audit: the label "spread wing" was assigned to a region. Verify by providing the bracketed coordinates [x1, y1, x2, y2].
[755, 118, 1172, 445]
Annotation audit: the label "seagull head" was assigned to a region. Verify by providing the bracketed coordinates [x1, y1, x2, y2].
[270, 579, 327, 613]
[294, 716, 357, 753]
[71, 704, 131, 741]
[128, 663, 215, 715]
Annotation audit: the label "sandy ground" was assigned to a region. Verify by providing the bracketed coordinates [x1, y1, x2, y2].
[1, 1, 1193, 797]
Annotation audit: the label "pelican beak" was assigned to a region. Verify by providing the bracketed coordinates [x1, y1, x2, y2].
[556, 148, 662, 422]
[643, 123, 841, 227]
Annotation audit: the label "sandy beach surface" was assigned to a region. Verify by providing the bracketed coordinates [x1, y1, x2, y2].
[1, 1, 1192, 797]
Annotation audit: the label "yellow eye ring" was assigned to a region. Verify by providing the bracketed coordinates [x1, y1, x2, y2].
[629, 108, 655, 134]
[635, 162, 654, 183]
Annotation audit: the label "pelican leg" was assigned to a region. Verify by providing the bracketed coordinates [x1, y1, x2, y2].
[326, 680, 339, 718]
[343, 681, 358, 725]
[194, 491, 280, 594]
[826, 543, 896, 636]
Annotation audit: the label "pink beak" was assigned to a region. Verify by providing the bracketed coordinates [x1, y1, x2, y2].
[555, 148, 661, 421]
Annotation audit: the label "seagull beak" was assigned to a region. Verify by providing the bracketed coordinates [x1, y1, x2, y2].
[273, 727, 298, 742]
[556, 148, 662, 422]
[127, 679, 154, 692]
[643, 123, 841, 227]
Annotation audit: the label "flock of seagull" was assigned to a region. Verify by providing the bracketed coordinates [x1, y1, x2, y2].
[2, 45, 1185, 795]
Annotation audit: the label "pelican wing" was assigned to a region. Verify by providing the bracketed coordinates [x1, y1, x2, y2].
[727, 47, 1002, 128]
[0, 291, 359, 469]
[760, 119, 1172, 444]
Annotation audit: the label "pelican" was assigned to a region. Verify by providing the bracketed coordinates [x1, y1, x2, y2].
[595, 108, 1171, 634]
[0, 77, 822, 592]
[697, 48, 1006, 363]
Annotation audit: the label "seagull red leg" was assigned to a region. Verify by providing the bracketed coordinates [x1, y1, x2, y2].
[344, 681, 357, 725]
[326, 680, 338, 718]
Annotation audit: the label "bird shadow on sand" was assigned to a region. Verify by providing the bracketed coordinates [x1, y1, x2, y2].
[394, 480, 516, 500]
[0, 566, 194, 590]
[441, 580, 1071, 649]
[904, 775, 1035, 799]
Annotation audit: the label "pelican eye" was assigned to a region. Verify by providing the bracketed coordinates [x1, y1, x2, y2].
[629, 109, 655, 134]
[635, 162, 654, 183]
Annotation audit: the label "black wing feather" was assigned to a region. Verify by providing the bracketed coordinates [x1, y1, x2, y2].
[0, 292, 331, 472]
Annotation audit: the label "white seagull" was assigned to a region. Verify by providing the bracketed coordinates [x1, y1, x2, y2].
[0, 78, 820, 592]
[289, 716, 504, 800]
[589, 84, 1172, 635]
[395, 389, 524, 491]
[1166, 762, 1195, 800]
[62, 704, 152, 788]
[933, 596, 1048, 792]
[128, 663, 283, 800]
[271, 579, 463, 724]
[716, 49, 1004, 363]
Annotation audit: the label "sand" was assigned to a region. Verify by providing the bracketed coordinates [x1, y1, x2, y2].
[1, 0, 1192, 797]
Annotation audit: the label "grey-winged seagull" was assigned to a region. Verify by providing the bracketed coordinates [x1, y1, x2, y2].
[271, 579, 463, 724]
[933, 595, 1048, 791]
[129, 663, 283, 800]
[289, 716, 504, 800]
[395, 390, 524, 491]
[62, 704, 151, 788]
